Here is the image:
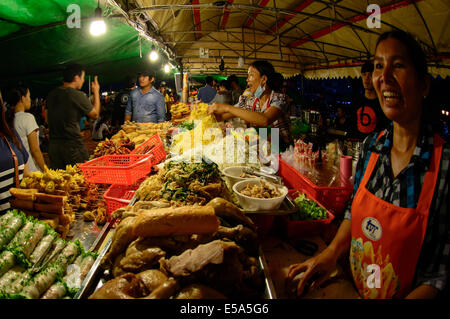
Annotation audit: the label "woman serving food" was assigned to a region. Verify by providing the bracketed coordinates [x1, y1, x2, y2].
[286, 30, 449, 299]
[207, 60, 293, 151]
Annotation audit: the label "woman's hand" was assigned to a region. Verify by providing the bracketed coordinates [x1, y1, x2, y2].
[207, 103, 229, 115]
[286, 247, 339, 297]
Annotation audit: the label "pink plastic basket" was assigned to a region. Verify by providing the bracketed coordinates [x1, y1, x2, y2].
[282, 190, 335, 239]
[103, 183, 139, 216]
[131, 134, 166, 166]
[278, 157, 352, 216]
[79, 154, 152, 185]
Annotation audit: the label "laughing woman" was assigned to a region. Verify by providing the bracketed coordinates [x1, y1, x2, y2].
[286, 30, 449, 299]
[207, 60, 294, 151]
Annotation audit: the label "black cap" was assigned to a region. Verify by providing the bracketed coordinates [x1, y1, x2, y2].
[361, 60, 374, 73]
[138, 70, 156, 78]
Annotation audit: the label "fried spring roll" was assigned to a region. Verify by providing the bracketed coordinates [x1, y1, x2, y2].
[30, 234, 56, 264]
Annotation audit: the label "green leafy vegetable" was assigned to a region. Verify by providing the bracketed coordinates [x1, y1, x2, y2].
[291, 193, 328, 221]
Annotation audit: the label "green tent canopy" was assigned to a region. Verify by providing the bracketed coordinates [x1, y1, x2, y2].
[0, 0, 173, 97]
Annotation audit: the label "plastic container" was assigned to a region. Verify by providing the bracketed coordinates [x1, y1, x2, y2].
[282, 190, 335, 239]
[278, 157, 352, 216]
[221, 166, 258, 188]
[103, 183, 138, 216]
[79, 154, 152, 185]
[232, 179, 288, 211]
[131, 134, 167, 166]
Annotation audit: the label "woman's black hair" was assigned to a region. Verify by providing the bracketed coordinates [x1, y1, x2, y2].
[375, 30, 428, 79]
[5, 84, 29, 142]
[250, 60, 276, 80]
[0, 91, 22, 149]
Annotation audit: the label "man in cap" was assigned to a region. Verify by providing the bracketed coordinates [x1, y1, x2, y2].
[351, 60, 390, 140]
[125, 70, 165, 123]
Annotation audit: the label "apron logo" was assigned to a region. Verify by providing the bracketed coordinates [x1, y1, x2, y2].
[362, 217, 382, 241]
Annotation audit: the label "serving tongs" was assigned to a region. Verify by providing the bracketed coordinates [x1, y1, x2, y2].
[30, 242, 66, 274]
[242, 167, 283, 185]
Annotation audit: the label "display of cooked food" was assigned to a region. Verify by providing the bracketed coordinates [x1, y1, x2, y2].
[170, 102, 191, 121]
[91, 198, 262, 299]
[90, 137, 135, 159]
[0, 210, 97, 299]
[112, 121, 172, 148]
[11, 165, 106, 237]
[135, 160, 233, 206]
[239, 179, 282, 199]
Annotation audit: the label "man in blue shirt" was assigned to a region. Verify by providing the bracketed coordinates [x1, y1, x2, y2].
[125, 70, 165, 123]
[197, 76, 217, 104]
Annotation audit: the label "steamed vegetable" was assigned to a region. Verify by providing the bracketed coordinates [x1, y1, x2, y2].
[292, 193, 328, 220]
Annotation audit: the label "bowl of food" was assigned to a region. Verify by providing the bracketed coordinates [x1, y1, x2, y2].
[221, 166, 259, 188]
[232, 178, 288, 211]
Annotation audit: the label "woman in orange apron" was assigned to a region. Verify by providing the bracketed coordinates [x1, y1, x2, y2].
[286, 31, 449, 299]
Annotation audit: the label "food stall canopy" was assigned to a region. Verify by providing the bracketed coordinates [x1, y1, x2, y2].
[0, 0, 449, 96]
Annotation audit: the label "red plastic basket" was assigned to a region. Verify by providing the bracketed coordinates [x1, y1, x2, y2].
[79, 154, 152, 185]
[103, 183, 139, 216]
[278, 157, 352, 216]
[282, 190, 335, 239]
[131, 134, 166, 165]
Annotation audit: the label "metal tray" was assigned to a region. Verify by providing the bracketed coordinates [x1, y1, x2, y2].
[243, 194, 298, 216]
[75, 234, 277, 299]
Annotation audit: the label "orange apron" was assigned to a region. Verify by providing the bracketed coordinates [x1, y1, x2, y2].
[349, 132, 444, 299]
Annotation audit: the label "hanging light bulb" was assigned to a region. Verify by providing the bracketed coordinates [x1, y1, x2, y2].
[164, 64, 170, 73]
[149, 45, 159, 62]
[90, 1, 106, 36]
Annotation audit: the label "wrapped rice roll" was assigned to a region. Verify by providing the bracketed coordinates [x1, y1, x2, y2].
[0, 266, 25, 291]
[41, 238, 66, 266]
[20, 264, 62, 299]
[55, 242, 80, 269]
[0, 251, 15, 277]
[30, 234, 56, 265]
[0, 215, 25, 249]
[3, 270, 32, 294]
[79, 255, 96, 280]
[6, 221, 34, 250]
[0, 211, 14, 227]
[40, 281, 66, 299]
[22, 223, 46, 259]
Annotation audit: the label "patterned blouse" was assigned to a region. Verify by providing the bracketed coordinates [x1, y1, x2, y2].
[237, 91, 293, 148]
